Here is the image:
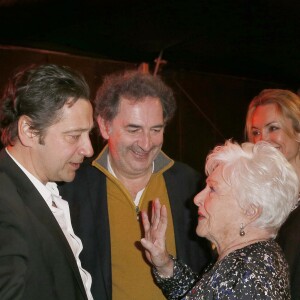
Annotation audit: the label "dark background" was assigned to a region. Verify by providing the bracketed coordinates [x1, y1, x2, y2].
[0, 0, 299, 173]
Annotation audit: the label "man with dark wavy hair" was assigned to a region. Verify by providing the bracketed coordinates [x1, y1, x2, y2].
[0, 64, 94, 300]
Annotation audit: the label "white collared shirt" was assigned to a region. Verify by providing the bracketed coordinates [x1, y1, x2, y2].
[6, 149, 93, 300]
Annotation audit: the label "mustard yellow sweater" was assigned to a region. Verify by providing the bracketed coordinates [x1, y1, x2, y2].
[96, 156, 176, 300]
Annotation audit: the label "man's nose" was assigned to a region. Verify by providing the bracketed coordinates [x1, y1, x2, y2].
[138, 132, 152, 151]
[80, 135, 94, 157]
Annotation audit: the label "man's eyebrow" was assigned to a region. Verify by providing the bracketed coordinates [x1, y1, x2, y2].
[63, 126, 94, 134]
[126, 124, 141, 128]
[125, 124, 164, 129]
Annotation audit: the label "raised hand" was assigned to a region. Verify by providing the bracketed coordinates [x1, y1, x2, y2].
[140, 198, 174, 277]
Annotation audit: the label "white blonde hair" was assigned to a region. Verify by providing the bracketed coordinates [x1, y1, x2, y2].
[205, 140, 299, 235]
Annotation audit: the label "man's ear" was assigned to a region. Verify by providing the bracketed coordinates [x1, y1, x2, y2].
[18, 115, 37, 146]
[97, 116, 111, 140]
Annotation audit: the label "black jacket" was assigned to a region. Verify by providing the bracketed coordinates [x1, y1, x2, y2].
[277, 205, 300, 300]
[59, 159, 211, 300]
[0, 149, 88, 300]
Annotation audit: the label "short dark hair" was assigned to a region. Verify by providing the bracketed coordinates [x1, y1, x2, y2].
[94, 70, 176, 123]
[0, 64, 90, 146]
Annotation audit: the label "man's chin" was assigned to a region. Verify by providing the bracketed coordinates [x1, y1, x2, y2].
[59, 172, 76, 183]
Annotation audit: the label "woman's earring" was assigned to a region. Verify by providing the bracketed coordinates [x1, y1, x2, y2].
[239, 223, 245, 236]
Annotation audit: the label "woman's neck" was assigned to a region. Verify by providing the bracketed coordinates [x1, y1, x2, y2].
[217, 238, 266, 261]
[217, 230, 271, 262]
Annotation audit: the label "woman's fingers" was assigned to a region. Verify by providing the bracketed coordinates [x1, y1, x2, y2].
[151, 198, 161, 230]
[141, 211, 150, 232]
[141, 199, 168, 243]
[140, 199, 170, 268]
[157, 204, 167, 234]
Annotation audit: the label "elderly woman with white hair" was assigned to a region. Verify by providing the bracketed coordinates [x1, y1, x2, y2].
[140, 140, 299, 299]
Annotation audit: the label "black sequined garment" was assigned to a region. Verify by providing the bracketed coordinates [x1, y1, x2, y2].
[154, 240, 290, 300]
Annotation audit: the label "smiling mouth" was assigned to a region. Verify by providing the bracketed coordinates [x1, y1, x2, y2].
[131, 150, 150, 159]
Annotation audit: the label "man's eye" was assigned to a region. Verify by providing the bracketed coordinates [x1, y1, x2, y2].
[67, 135, 80, 142]
[128, 128, 139, 133]
[152, 128, 163, 133]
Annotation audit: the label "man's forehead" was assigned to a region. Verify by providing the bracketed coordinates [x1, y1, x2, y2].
[119, 95, 161, 104]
